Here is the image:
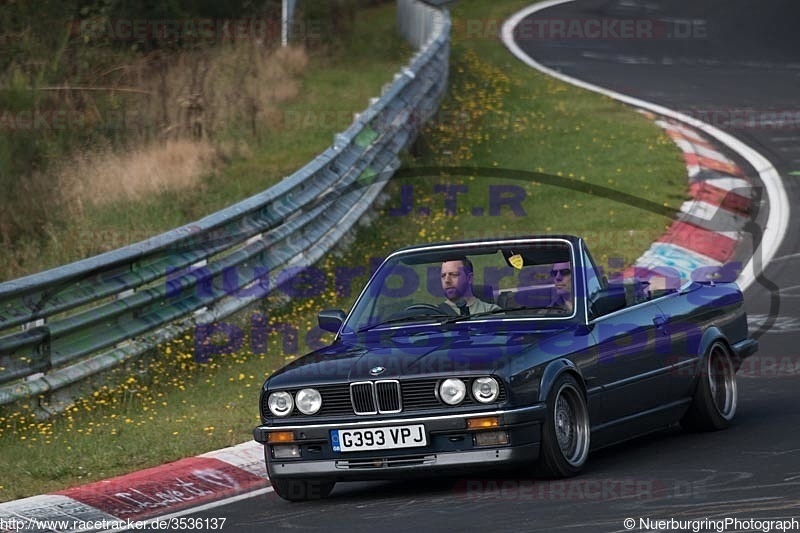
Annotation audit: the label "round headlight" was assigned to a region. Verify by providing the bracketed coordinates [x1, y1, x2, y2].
[295, 388, 322, 415]
[267, 391, 294, 417]
[439, 378, 466, 405]
[472, 377, 500, 403]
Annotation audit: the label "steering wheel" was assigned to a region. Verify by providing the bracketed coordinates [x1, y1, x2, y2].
[404, 303, 456, 316]
[386, 302, 457, 317]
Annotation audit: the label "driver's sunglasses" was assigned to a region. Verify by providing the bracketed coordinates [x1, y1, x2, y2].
[550, 268, 571, 277]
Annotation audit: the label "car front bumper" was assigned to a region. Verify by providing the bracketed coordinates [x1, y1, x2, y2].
[254, 404, 546, 481]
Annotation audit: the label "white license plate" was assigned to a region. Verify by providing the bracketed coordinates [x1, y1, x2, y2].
[331, 424, 427, 452]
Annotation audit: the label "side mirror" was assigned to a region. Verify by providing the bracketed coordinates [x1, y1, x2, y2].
[318, 309, 347, 333]
[590, 287, 627, 317]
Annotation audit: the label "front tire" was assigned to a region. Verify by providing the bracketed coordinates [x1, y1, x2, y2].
[270, 478, 335, 502]
[538, 374, 591, 478]
[681, 340, 738, 431]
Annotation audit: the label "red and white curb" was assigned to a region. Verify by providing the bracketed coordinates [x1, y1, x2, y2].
[0, 441, 269, 532]
[628, 115, 754, 282]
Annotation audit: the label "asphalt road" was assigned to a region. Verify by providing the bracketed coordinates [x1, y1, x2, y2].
[190, 1, 800, 530]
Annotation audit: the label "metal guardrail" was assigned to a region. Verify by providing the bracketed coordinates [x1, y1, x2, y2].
[0, 0, 451, 414]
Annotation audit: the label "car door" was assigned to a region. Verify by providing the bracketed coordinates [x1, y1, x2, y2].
[644, 287, 707, 403]
[579, 246, 673, 427]
[589, 299, 671, 424]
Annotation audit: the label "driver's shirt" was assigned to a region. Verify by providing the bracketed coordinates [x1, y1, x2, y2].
[444, 298, 501, 315]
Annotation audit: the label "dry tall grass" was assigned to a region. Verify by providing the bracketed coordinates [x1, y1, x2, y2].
[110, 43, 309, 141]
[1, 43, 310, 281]
[61, 44, 309, 210]
[60, 139, 219, 210]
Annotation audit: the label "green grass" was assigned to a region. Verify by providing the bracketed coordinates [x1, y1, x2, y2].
[392, 0, 687, 268]
[0, 0, 688, 502]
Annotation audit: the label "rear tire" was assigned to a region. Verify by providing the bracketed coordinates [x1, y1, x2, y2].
[681, 341, 738, 431]
[537, 374, 591, 478]
[270, 478, 335, 502]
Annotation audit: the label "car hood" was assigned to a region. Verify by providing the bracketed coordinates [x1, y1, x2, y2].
[265, 323, 583, 389]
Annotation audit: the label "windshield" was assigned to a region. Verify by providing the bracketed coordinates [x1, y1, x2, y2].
[343, 239, 577, 332]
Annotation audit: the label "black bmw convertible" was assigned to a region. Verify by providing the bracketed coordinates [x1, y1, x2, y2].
[254, 235, 757, 501]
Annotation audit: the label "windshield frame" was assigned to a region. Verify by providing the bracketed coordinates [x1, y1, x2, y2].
[337, 237, 582, 337]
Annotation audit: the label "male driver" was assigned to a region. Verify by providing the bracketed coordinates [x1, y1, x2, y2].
[549, 261, 574, 313]
[440, 257, 500, 316]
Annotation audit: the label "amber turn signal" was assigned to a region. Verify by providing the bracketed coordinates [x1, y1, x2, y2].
[267, 431, 295, 443]
[466, 416, 499, 429]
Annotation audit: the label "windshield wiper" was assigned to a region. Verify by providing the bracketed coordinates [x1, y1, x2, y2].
[356, 313, 453, 333]
[439, 306, 558, 325]
[356, 306, 562, 332]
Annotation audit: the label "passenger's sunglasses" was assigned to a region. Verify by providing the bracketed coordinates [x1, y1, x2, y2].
[550, 268, 571, 277]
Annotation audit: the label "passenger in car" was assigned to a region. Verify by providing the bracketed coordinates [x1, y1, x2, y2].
[440, 257, 500, 316]
[549, 261, 574, 313]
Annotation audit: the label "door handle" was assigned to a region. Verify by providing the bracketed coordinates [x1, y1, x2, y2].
[653, 315, 670, 335]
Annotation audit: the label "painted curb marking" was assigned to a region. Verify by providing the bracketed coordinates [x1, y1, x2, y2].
[501, 0, 790, 293]
[57, 456, 266, 521]
[645, 116, 754, 271]
[0, 441, 269, 532]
